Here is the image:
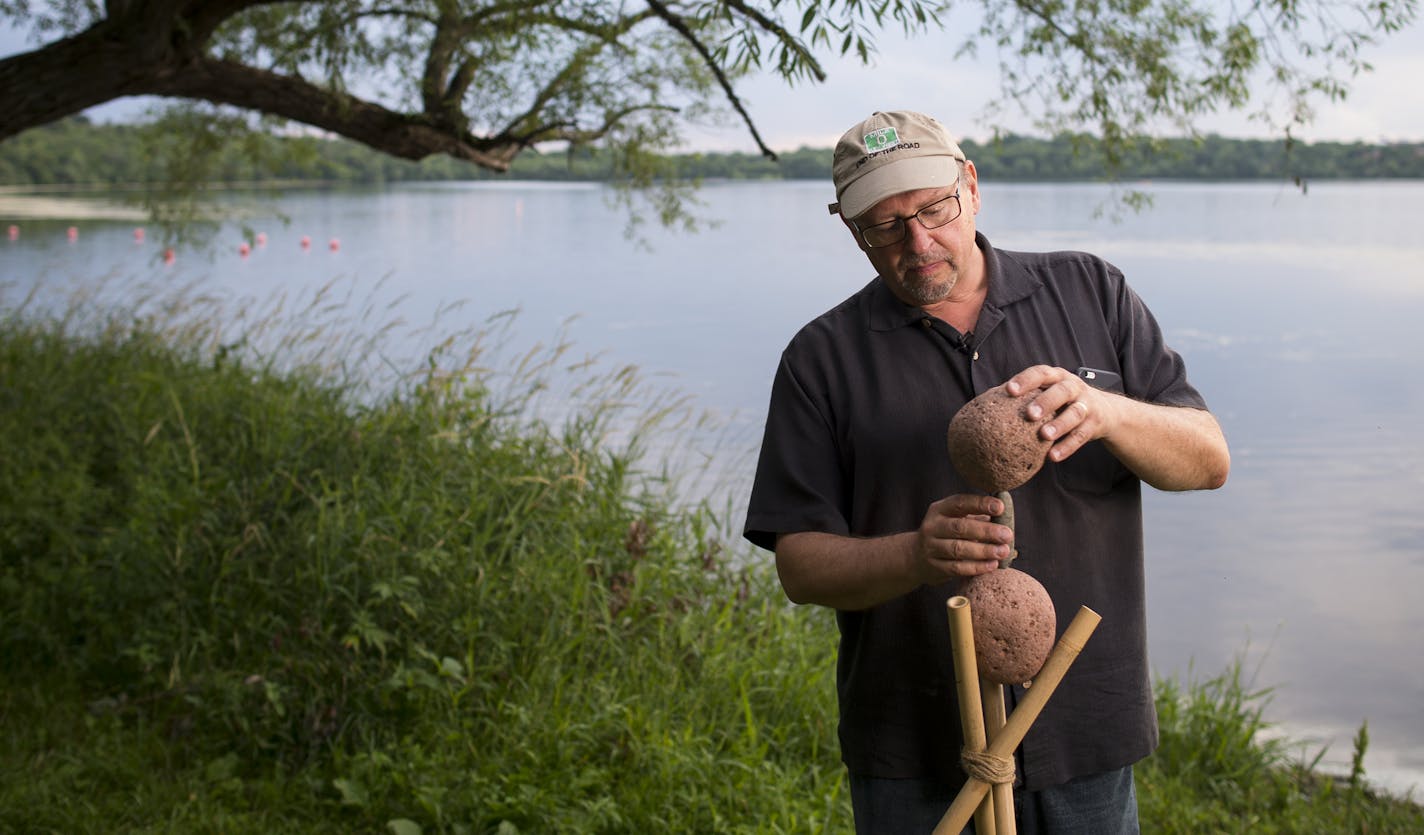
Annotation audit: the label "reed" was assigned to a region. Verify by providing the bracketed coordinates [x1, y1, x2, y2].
[1, 277, 1417, 833]
[1138, 660, 1420, 833]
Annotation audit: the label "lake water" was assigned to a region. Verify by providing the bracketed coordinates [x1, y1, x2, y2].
[4, 178, 1423, 798]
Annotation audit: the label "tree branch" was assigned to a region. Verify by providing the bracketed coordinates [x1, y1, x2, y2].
[722, 0, 827, 82]
[149, 56, 522, 168]
[642, 0, 778, 160]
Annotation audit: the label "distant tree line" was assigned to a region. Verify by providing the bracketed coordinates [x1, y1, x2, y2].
[3, 117, 1423, 188]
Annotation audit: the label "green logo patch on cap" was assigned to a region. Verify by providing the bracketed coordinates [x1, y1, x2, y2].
[863, 127, 899, 152]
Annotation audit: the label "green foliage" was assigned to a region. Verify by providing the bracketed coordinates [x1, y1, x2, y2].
[1, 279, 1419, 832]
[0, 278, 845, 832]
[0, 1, 950, 206]
[1137, 662, 1423, 832]
[3, 0, 1416, 214]
[970, 0, 1419, 162]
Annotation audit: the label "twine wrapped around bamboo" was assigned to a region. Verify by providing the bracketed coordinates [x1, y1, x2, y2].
[933, 605, 1102, 835]
[946, 596, 997, 835]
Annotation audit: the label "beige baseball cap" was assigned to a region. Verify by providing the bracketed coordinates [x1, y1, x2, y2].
[830, 111, 966, 219]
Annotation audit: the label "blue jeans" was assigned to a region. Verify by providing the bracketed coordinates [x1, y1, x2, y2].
[849, 766, 1139, 835]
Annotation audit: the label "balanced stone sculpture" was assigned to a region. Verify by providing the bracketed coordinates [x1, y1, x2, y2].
[939, 385, 1105, 835]
[945, 383, 1057, 685]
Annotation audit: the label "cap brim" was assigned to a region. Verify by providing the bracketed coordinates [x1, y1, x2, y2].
[838, 155, 959, 219]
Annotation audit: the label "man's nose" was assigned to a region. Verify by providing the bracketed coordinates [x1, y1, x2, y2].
[904, 216, 936, 251]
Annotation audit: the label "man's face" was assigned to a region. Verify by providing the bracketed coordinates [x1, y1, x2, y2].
[847, 164, 981, 308]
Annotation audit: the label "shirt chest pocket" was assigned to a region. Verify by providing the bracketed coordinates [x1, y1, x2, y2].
[1052, 440, 1132, 495]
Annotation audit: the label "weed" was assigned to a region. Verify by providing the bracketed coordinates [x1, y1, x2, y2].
[2, 277, 1419, 833]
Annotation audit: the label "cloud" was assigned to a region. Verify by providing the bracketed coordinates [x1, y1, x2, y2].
[688, 15, 1424, 152]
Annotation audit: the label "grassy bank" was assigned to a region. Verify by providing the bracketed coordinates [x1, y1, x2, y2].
[2, 283, 1419, 833]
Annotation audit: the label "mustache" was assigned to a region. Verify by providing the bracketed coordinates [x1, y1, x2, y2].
[901, 252, 952, 271]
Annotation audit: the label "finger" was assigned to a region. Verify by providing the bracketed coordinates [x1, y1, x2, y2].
[932, 511, 1015, 545]
[930, 493, 1005, 519]
[926, 515, 1015, 553]
[1047, 410, 1097, 461]
[1004, 364, 1057, 396]
[928, 538, 1014, 570]
[946, 556, 1002, 578]
[1025, 377, 1083, 421]
[1040, 397, 1091, 441]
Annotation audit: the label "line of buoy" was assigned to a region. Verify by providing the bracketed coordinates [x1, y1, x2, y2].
[2, 223, 343, 262]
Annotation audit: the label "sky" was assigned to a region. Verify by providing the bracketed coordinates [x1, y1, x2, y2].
[5, 10, 1424, 152]
[688, 16, 1424, 152]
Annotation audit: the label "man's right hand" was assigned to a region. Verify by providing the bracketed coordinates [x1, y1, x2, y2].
[774, 494, 1014, 611]
[910, 494, 1015, 584]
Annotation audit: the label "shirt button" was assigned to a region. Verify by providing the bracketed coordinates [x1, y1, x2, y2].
[972, 351, 980, 360]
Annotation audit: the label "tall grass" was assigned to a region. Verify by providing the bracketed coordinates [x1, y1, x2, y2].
[0, 278, 843, 833]
[1139, 661, 1421, 832]
[1, 278, 1419, 833]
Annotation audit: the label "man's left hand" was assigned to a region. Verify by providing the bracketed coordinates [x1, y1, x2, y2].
[1004, 365, 1118, 464]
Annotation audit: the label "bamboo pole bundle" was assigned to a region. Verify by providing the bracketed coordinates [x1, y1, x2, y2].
[981, 680, 1016, 833]
[933, 605, 1102, 835]
[946, 596, 997, 835]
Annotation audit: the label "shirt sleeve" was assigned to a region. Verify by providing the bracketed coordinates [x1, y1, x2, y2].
[742, 349, 852, 552]
[1113, 275, 1208, 410]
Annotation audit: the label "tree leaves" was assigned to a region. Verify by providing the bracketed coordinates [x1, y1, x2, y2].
[0, 0, 1415, 228]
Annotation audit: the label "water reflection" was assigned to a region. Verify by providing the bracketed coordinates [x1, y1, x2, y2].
[4, 179, 1422, 796]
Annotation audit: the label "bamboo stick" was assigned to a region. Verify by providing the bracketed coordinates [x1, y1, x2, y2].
[946, 596, 996, 835]
[981, 680, 1016, 834]
[933, 605, 1102, 835]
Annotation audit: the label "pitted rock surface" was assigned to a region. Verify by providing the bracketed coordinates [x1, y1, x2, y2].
[946, 384, 1052, 493]
[962, 568, 1056, 685]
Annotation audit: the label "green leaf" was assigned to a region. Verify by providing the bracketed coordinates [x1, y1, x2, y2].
[440, 655, 466, 680]
[333, 777, 367, 807]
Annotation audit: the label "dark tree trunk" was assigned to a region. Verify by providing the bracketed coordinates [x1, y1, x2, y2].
[0, 25, 171, 140]
[0, 3, 519, 171]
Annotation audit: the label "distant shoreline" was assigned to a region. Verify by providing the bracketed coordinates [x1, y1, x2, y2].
[0, 193, 146, 221]
[7, 118, 1424, 191]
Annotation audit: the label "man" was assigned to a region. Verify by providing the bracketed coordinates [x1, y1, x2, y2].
[743, 111, 1230, 834]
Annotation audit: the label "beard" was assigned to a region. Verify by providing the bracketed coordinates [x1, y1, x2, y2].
[893, 255, 958, 306]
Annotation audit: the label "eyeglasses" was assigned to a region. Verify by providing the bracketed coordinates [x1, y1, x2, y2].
[850, 191, 963, 248]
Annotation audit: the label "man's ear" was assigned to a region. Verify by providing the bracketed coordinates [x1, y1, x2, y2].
[962, 160, 982, 216]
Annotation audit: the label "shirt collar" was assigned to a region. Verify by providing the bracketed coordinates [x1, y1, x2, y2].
[865, 232, 1043, 332]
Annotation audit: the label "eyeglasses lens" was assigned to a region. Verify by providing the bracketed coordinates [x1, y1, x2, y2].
[861, 193, 961, 248]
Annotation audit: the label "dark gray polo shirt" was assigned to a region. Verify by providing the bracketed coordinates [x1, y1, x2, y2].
[744, 232, 1207, 791]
